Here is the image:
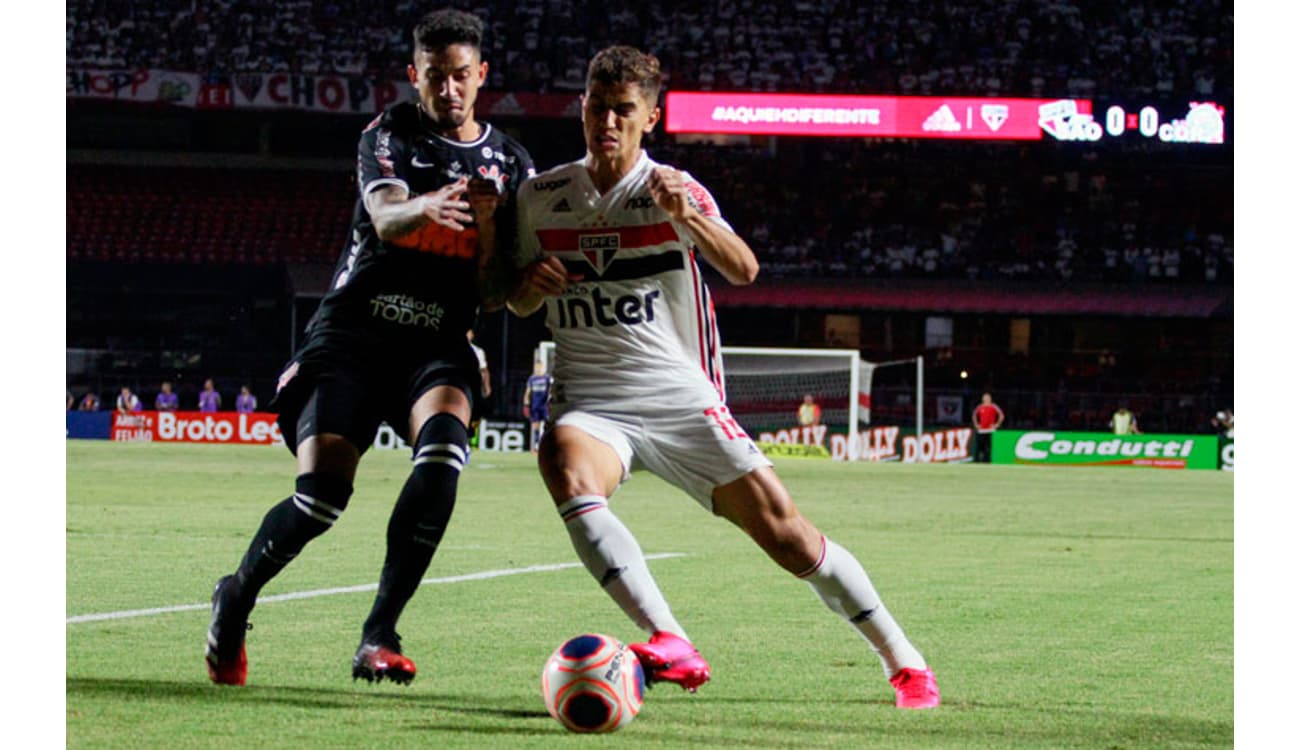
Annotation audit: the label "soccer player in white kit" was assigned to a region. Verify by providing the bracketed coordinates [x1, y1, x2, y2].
[494, 46, 939, 708]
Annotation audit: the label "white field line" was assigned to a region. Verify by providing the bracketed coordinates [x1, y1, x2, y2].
[67, 553, 685, 624]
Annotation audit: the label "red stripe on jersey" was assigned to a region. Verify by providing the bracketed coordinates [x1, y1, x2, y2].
[706, 290, 725, 399]
[536, 221, 678, 253]
[688, 250, 724, 400]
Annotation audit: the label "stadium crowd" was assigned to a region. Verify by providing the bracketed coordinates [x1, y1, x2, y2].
[654, 139, 1231, 284]
[67, 142, 1231, 285]
[68, 0, 1231, 102]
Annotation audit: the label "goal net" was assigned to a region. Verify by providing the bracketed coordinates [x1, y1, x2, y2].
[535, 342, 922, 460]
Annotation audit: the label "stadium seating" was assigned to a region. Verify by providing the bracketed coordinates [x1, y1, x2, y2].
[67, 166, 351, 266]
[66, 1, 1232, 102]
[67, 136, 1231, 285]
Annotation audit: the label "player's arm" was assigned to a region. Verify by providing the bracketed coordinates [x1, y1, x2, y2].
[508, 257, 573, 316]
[469, 176, 525, 311]
[648, 167, 758, 285]
[505, 191, 581, 316]
[365, 178, 473, 242]
[474, 146, 538, 310]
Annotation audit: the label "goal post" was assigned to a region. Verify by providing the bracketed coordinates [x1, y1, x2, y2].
[535, 342, 923, 460]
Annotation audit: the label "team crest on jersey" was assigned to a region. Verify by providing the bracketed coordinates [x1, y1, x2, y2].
[477, 164, 508, 192]
[578, 233, 620, 273]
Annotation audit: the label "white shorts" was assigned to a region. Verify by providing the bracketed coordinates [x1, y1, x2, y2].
[554, 401, 773, 509]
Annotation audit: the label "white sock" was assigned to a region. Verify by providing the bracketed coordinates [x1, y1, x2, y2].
[798, 535, 927, 678]
[557, 495, 687, 640]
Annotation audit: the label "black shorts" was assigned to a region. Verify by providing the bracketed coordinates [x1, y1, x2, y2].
[270, 336, 481, 456]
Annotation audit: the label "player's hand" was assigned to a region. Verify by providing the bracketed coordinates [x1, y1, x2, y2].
[648, 166, 697, 221]
[467, 176, 504, 222]
[521, 256, 581, 297]
[421, 176, 474, 231]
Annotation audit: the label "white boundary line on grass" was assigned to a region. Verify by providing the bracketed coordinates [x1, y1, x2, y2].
[66, 553, 686, 624]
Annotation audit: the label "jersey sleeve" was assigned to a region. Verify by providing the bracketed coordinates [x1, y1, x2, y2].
[679, 170, 734, 233]
[513, 182, 543, 268]
[356, 125, 410, 199]
[510, 143, 537, 187]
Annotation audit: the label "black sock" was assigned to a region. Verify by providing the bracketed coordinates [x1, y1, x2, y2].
[233, 472, 353, 600]
[362, 413, 467, 640]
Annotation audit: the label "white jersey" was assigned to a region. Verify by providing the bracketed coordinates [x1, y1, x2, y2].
[516, 152, 731, 410]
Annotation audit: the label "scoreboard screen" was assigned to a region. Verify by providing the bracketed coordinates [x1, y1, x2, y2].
[664, 92, 1226, 145]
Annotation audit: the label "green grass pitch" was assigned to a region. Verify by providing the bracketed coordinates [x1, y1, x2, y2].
[66, 440, 1232, 748]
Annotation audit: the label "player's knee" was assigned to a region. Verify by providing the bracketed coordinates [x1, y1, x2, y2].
[293, 471, 354, 529]
[411, 412, 469, 470]
[297, 433, 361, 479]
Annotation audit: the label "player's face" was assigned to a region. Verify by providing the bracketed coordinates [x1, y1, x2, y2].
[582, 81, 660, 168]
[408, 43, 487, 132]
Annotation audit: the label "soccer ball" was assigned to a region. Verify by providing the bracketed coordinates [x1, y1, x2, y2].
[541, 633, 645, 733]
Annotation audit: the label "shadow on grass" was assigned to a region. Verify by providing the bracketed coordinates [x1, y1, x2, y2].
[67, 678, 1231, 747]
[66, 677, 547, 719]
[731, 698, 1231, 746]
[950, 530, 1232, 545]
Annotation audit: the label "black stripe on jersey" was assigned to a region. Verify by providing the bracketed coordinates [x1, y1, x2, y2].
[561, 252, 684, 281]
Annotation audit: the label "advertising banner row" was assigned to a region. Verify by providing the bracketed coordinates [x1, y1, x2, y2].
[992, 430, 1232, 471]
[758, 424, 973, 463]
[68, 414, 1232, 470]
[68, 411, 532, 452]
[67, 68, 581, 118]
[68, 70, 1224, 146]
[754, 424, 1233, 470]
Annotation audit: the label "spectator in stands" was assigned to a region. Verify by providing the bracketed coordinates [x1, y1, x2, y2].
[1212, 408, 1233, 439]
[199, 378, 222, 412]
[79, 392, 100, 411]
[971, 392, 1005, 463]
[155, 381, 179, 411]
[236, 385, 258, 414]
[67, 390, 74, 410]
[1110, 404, 1140, 434]
[797, 394, 822, 427]
[116, 386, 142, 414]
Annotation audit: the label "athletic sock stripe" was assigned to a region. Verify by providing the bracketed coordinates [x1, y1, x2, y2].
[416, 442, 467, 462]
[560, 501, 607, 522]
[795, 535, 829, 579]
[294, 492, 343, 518]
[413, 455, 465, 471]
[293, 494, 339, 525]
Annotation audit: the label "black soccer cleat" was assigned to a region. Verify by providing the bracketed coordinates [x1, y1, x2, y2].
[205, 575, 253, 686]
[352, 630, 417, 685]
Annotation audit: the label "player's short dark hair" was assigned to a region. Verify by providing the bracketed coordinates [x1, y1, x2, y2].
[413, 9, 484, 53]
[586, 46, 663, 103]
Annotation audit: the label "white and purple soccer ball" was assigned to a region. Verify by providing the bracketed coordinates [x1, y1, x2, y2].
[541, 633, 645, 733]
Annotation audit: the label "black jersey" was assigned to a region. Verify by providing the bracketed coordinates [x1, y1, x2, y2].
[302, 100, 535, 358]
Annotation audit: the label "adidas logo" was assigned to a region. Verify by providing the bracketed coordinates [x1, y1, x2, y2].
[922, 104, 961, 133]
[552, 198, 572, 212]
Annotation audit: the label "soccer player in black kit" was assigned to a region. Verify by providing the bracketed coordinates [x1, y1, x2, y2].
[205, 9, 534, 686]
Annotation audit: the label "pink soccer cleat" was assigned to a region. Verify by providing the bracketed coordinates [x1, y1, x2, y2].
[889, 667, 940, 709]
[628, 631, 711, 692]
